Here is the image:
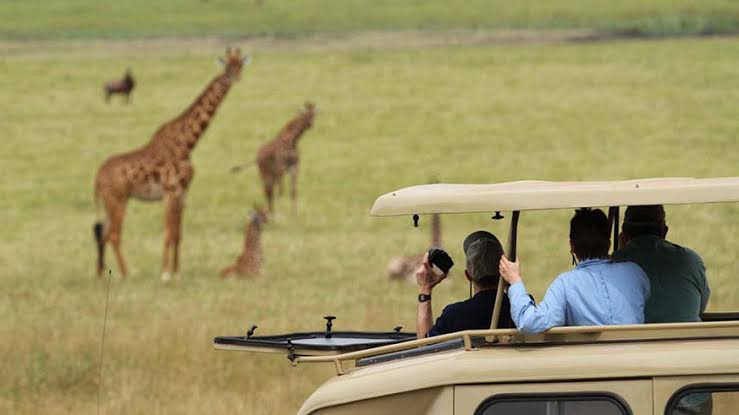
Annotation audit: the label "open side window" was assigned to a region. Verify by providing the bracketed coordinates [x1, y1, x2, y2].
[665, 383, 739, 415]
[474, 392, 631, 415]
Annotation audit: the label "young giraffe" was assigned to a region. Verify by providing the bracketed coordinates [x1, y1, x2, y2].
[255, 102, 316, 215]
[386, 213, 442, 282]
[220, 207, 268, 277]
[93, 48, 250, 281]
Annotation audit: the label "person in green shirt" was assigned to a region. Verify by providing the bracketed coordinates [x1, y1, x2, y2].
[613, 205, 711, 323]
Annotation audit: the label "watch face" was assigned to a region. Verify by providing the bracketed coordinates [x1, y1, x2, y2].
[418, 294, 431, 302]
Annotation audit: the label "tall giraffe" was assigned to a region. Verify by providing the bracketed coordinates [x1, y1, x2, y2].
[220, 207, 268, 277]
[93, 48, 250, 281]
[233, 102, 316, 214]
[386, 213, 442, 281]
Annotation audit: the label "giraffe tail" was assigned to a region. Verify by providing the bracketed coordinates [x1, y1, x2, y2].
[94, 222, 105, 277]
[93, 187, 107, 276]
[220, 264, 236, 278]
[229, 161, 255, 174]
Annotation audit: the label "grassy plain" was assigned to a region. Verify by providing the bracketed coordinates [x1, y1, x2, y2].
[1, 35, 738, 414]
[2, 0, 739, 40]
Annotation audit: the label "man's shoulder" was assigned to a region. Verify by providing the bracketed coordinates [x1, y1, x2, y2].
[612, 240, 646, 262]
[441, 299, 466, 313]
[443, 291, 498, 313]
[610, 260, 644, 273]
[671, 241, 704, 261]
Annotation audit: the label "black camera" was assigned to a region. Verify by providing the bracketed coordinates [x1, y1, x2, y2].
[427, 248, 454, 275]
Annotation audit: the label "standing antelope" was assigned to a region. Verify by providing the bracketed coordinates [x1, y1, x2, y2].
[231, 102, 316, 215]
[220, 207, 268, 277]
[387, 213, 442, 281]
[104, 69, 136, 103]
[93, 48, 250, 281]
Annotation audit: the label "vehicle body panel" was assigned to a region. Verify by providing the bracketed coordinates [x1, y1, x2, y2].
[298, 338, 739, 414]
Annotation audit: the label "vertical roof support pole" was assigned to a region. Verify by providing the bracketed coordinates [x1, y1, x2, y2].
[490, 210, 520, 330]
[608, 206, 620, 253]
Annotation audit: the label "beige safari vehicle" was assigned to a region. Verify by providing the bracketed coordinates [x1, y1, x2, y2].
[215, 177, 739, 415]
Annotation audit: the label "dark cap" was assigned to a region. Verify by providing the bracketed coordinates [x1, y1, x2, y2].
[463, 230, 498, 253]
[623, 205, 666, 236]
[463, 230, 504, 281]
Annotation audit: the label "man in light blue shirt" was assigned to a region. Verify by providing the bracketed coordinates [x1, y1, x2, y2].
[499, 208, 650, 334]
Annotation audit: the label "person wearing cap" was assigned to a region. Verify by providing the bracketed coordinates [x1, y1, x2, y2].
[415, 230, 515, 339]
[613, 205, 711, 323]
[499, 208, 650, 334]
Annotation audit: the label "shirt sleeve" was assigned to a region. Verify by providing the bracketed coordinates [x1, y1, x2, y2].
[633, 262, 650, 301]
[508, 278, 568, 334]
[426, 304, 454, 337]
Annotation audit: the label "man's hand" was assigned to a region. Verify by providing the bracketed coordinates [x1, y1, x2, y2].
[499, 255, 523, 285]
[416, 252, 448, 294]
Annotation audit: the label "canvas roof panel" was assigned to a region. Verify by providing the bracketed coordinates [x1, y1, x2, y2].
[370, 177, 739, 216]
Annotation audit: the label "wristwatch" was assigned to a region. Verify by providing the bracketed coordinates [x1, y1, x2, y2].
[418, 293, 432, 303]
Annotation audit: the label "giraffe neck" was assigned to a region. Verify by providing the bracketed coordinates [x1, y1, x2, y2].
[155, 72, 233, 154]
[243, 220, 262, 258]
[281, 113, 312, 147]
[430, 213, 442, 247]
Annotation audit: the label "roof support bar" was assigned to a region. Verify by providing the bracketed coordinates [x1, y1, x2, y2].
[490, 210, 520, 331]
[608, 206, 620, 253]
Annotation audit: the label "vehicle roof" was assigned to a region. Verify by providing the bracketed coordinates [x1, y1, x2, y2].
[298, 336, 739, 414]
[370, 177, 739, 216]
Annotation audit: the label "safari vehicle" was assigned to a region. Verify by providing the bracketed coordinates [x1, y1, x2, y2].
[215, 177, 739, 415]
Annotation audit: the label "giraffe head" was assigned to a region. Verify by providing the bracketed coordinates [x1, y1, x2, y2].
[249, 205, 269, 228]
[302, 101, 317, 128]
[218, 47, 251, 83]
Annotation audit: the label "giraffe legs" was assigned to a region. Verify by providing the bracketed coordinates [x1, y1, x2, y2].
[262, 179, 275, 215]
[276, 175, 284, 197]
[102, 196, 128, 278]
[289, 164, 298, 215]
[162, 193, 184, 282]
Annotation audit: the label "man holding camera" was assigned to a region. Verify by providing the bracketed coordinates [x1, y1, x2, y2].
[415, 230, 515, 338]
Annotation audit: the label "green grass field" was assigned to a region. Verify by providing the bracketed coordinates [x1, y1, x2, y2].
[2, 2, 739, 413]
[2, 0, 739, 40]
[1, 35, 737, 414]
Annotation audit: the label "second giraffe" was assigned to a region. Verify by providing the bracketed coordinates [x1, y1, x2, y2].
[233, 102, 317, 215]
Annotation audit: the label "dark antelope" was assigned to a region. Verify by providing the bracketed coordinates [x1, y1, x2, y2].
[104, 69, 136, 103]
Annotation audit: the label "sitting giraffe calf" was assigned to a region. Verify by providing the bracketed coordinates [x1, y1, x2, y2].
[387, 213, 442, 282]
[220, 207, 268, 277]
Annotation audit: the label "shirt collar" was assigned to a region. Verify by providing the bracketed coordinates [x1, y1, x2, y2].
[474, 288, 497, 299]
[575, 258, 611, 269]
[630, 234, 662, 244]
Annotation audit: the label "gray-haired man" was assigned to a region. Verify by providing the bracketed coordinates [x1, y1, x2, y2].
[415, 230, 516, 339]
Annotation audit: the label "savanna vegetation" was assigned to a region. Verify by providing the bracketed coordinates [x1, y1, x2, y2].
[1, 0, 739, 40]
[1, 2, 738, 415]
